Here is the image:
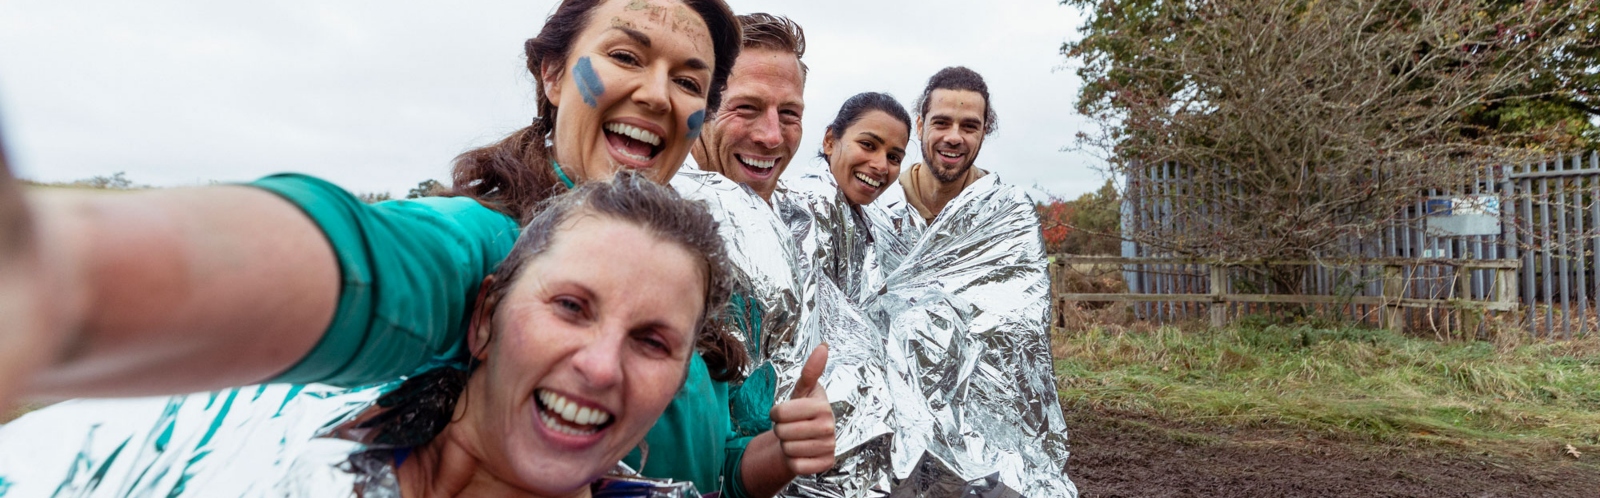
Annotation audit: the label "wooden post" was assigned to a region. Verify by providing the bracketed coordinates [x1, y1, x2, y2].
[1210, 264, 1227, 328]
[1496, 267, 1516, 308]
[1050, 259, 1063, 329]
[1383, 264, 1405, 333]
[1457, 265, 1479, 339]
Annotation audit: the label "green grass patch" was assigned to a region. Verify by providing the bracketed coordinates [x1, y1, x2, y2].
[1054, 319, 1600, 453]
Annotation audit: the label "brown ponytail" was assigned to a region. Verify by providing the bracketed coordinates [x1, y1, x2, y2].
[450, 118, 565, 223]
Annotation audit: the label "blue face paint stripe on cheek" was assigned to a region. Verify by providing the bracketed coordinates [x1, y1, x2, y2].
[573, 56, 605, 108]
[686, 109, 706, 140]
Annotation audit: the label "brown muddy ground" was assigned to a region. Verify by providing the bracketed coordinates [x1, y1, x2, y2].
[1064, 408, 1600, 498]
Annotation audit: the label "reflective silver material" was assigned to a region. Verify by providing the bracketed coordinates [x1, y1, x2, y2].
[778, 166, 903, 306]
[0, 383, 705, 497]
[0, 384, 384, 496]
[781, 165, 1076, 497]
[671, 168, 810, 390]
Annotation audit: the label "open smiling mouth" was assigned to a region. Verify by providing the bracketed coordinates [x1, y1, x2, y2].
[853, 172, 884, 189]
[604, 122, 664, 165]
[535, 389, 614, 437]
[737, 155, 777, 172]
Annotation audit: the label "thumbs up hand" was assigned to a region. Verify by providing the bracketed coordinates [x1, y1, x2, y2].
[769, 343, 836, 475]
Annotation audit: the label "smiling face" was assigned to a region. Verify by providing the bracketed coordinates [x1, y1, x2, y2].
[917, 89, 988, 184]
[824, 110, 909, 206]
[542, 0, 716, 185]
[692, 48, 806, 201]
[461, 214, 705, 496]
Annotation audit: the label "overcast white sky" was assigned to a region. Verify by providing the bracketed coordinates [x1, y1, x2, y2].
[0, 0, 1108, 199]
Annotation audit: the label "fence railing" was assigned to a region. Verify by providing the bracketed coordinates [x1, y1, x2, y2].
[1051, 256, 1519, 334]
[1119, 152, 1600, 339]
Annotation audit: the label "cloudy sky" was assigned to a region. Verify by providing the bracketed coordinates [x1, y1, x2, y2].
[0, 0, 1107, 199]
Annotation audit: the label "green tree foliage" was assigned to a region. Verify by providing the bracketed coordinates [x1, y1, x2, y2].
[80, 172, 135, 189]
[1038, 179, 1123, 255]
[355, 191, 393, 204]
[407, 179, 444, 199]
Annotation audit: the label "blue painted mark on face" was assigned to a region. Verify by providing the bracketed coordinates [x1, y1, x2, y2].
[573, 56, 605, 108]
[686, 109, 706, 140]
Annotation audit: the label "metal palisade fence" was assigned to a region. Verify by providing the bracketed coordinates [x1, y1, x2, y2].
[1116, 153, 1600, 339]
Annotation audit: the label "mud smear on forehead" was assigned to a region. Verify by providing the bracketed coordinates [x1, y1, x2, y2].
[614, 0, 710, 51]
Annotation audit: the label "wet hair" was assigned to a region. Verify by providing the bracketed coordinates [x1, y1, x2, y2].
[450, 0, 742, 223]
[817, 92, 912, 163]
[341, 174, 743, 452]
[480, 171, 745, 381]
[736, 13, 807, 79]
[913, 66, 998, 136]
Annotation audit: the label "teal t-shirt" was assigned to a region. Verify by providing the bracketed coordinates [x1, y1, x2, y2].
[249, 173, 756, 495]
[624, 356, 754, 498]
[251, 174, 520, 386]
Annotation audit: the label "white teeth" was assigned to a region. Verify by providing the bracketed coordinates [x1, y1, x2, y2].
[739, 156, 777, 169]
[539, 410, 599, 436]
[617, 149, 652, 163]
[537, 390, 613, 432]
[939, 151, 961, 158]
[604, 122, 662, 147]
[854, 172, 883, 188]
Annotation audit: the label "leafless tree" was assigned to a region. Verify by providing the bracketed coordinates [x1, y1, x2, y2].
[1069, 0, 1597, 283]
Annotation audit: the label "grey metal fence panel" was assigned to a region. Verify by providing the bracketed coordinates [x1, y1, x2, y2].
[1113, 154, 1600, 338]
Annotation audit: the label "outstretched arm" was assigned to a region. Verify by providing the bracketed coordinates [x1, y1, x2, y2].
[0, 137, 50, 406]
[18, 185, 339, 399]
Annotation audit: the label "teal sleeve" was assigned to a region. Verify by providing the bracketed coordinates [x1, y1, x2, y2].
[727, 293, 777, 438]
[721, 434, 756, 498]
[248, 174, 520, 387]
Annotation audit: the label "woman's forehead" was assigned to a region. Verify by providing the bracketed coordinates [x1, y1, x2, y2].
[592, 0, 712, 51]
[526, 215, 704, 301]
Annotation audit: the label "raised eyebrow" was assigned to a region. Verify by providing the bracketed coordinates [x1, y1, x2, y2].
[613, 27, 652, 47]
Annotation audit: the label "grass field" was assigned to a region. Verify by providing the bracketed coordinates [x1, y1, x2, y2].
[1053, 317, 1600, 460]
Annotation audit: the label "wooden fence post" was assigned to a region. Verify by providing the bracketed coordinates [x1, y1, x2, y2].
[1210, 264, 1227, 328]
[1457, 265, 1479, 338]
[1495, 267, 1516, 307]
[1383, 264, 1405, 333]
[1050, 259, 1063, 329]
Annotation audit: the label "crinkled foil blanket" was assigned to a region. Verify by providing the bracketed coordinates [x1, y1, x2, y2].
[0, 167, 1071, 497]
[0, 382, 699, 497]
[774, 165, 1076, 497]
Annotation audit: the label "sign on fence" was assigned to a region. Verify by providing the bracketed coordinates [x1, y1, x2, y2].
[1425, 194, 1501, 237]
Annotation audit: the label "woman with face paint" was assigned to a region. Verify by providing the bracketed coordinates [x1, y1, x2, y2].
[1, 0, 830, 496]
[450, 1, 832, 496]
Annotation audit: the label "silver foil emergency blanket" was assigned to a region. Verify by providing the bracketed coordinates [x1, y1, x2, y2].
[675, 168, 910, 497]
[0, 383, 390, 496]
[779, 165, 1077, 497]
[670, 168, 811, 396]
[0, 382, 704, 497]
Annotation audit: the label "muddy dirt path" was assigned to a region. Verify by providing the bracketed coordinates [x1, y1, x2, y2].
[1064, 409, 1600, 498]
